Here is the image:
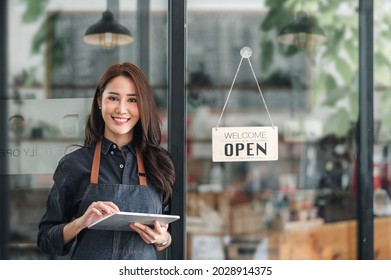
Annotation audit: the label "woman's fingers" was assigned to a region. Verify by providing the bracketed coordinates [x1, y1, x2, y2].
[89, 201, 119, 215]
[153, 220, 168, 234]
[83, 201, 119, 228]
[130, 221, 169, 245]
[130, 223, 155, 243]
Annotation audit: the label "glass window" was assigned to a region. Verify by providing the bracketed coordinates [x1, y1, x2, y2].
[2, 0, 391, 261]
[186, 0, 389, 260]
[374, 0, 391, 260]
[5, 0, 168, 259]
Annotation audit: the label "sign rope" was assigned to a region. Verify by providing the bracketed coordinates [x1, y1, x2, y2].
[215, 46, 275, 129]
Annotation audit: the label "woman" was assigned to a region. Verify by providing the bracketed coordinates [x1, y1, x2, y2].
[37, 62, 175, 259]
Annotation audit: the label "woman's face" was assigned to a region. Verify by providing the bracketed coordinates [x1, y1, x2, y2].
[98, 76, 140, 147]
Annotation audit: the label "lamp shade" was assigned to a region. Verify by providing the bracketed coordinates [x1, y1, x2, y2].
[84, 10, 133, 49]
[278, 11, 326, 48]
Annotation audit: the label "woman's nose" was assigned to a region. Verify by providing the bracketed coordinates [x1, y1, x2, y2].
[116, 100, 127, 113]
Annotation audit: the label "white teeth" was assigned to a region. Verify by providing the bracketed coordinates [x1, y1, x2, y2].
[114, 118, 129, 123]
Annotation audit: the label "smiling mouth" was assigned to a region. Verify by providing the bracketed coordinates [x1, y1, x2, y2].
[113, 117, 130, 124]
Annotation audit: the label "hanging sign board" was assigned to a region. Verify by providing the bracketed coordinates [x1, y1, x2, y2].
[212, 126, 278, 162]
[212, 47, 278, 162]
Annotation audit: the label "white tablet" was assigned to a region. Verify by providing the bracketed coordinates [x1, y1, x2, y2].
[88, 211, 180, 231]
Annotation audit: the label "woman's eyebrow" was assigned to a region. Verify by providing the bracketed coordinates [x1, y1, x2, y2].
[106, 92, 137, 96]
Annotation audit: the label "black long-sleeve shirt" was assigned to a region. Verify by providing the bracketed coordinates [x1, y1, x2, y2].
[37, 137, 168, 256]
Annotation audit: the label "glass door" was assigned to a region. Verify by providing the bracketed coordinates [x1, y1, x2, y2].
[2, 0, 169, 259]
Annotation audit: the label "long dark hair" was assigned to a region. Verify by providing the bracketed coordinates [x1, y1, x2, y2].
[85, 62, 175, 203]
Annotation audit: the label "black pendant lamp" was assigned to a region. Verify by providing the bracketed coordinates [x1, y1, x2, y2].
[278, 10, 326, 48]
[84, 9, 133, 49]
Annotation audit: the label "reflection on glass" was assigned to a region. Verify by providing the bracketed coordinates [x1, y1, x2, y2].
[4, 98, 90, 175]
[186, 0, 390, 260]
[6, 0, 169, 259]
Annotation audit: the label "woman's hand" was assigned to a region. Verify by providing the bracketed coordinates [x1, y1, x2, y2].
[79, 201, 120, 229]
[130, 221, 171, 251]
[63, 201, 119, 244]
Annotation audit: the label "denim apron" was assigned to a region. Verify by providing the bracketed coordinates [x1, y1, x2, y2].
[71, 140, 162, 260]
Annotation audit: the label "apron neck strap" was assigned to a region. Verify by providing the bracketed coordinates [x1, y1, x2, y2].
[136, 147, 147, 186]
[90, 139, 102, 184]
[90, 139, 147, 186]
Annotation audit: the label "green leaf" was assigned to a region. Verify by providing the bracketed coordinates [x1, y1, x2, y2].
[347, 83, 359, 120]
[260, 40, 274, 72]
[322, 27, 346, 60]
[379, 88, 391, 113]
[322, 87, 346, 107]
[323, 108, 351, 137]
[319, 0, 341, 11]
[345, 40, 358, 66]
[335, 56, 352, 82]
[22, 0, 50, 23]
[24, 68, 36, 87]
[324, 73, 337, 94]
[265, 0, 292, 9]
[261, 8, 294, 31]
[312, 73, 327, 106]
[375, 52, 391, 68]
[31, 19, 47, 54]
[281, 44, 300, 57]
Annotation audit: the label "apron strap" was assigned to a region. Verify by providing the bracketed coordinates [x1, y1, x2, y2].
[90, 139, 102, 184]
[136, 147, 147, 186]
[90, 139, 147, 186]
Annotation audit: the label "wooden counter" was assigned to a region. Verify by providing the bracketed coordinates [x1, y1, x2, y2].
[268, 217, 391, 260]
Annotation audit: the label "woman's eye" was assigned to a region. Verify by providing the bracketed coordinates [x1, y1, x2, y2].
[128, 98, 137, 103]
[108, 96, 118, 101]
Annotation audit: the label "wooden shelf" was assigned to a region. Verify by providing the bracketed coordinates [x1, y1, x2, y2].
[268, 217, 391, 260]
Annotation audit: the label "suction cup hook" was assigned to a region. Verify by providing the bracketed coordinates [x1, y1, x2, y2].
[240, 46, 252, 58]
